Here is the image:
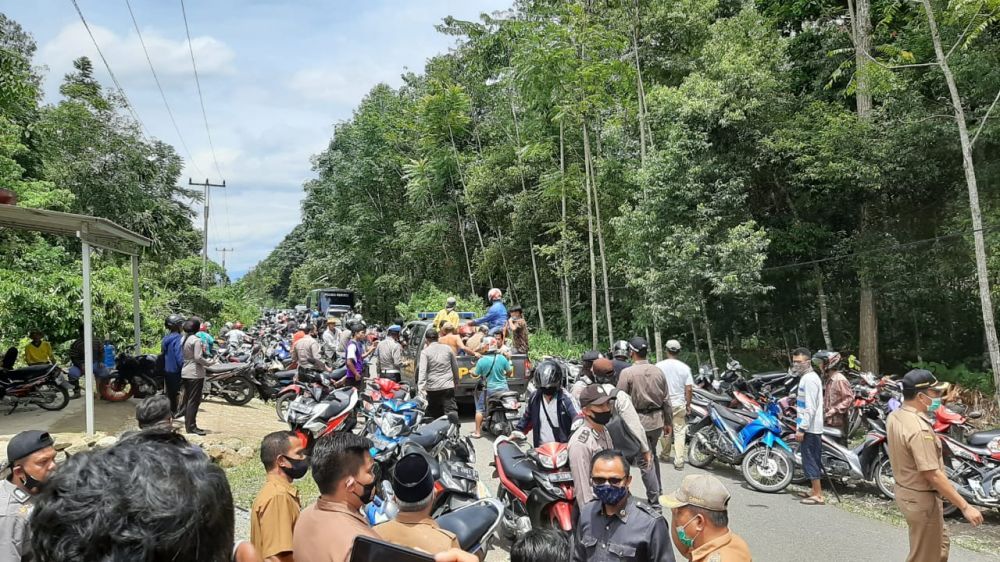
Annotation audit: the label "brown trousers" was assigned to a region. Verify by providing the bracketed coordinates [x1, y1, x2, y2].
[895, 486, 950, 562]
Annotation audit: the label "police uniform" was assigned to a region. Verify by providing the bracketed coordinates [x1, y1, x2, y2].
[572, 496, 675, 562]
[568, 424, 614, 509]
[374, 512, 460, 554]
[0, 479, 33, 561]
[887, 404, 950, 562]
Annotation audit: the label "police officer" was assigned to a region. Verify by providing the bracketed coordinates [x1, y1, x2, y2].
[1, 430, 57, 561]
[568, 384, 615, 509]
[572, 449, 675, 562]
[375, 453, 460, 554]
[887, 369, 983, 562]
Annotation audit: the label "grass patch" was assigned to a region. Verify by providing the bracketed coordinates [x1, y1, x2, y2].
[226, 453, 320, 510]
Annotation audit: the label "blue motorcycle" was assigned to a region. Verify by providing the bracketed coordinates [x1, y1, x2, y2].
[367, 398, 425, 472]
[687, 400, 795, 493]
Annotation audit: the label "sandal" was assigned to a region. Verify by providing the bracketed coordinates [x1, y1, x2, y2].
[471, 433, 482, 439]
[800, 497, 825, 505]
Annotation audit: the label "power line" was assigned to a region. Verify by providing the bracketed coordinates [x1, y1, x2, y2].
[123, 0, 205, 179]
[179, 0, 225, 181]
[69, 0, 148, 136]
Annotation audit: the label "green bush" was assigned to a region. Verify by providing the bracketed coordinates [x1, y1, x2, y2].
[528, 330, 590, 362]
[906, 360, 995, 394]
[394, 281, 484, 321]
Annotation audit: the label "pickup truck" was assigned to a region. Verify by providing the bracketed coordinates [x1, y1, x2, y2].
[400, 320, 530, 400]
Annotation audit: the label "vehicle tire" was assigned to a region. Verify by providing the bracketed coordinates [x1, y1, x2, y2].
[942, 500, 959, 518]
[786, 442, 808, 485]
[34, 383, 70, 411]
[221, 376, 256, 406]
[874, 455, 896, 500]
[274, 391, 296, 421]
[99, 377, 134, 402]
[687, 428, 715, 468]
[740, 446, 794, 493]
[132, 375, 159, 399]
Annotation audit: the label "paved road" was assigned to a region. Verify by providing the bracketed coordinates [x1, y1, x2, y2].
[459, 416, 994, 562]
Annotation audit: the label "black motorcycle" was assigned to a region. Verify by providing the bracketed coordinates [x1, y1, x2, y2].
[0, 349, 70, 413]
[100, 354, 162, 402]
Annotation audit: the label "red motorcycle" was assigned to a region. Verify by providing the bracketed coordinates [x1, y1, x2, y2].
[492, 436, 574, 538]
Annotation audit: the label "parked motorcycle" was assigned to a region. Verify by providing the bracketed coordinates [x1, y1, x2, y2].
[0, 356, 70, 413]
[492, 435, 574, 537]
[480, 385, 522, 437]
[939, 427, 1000, 515]
[100, 354, 162, 402]
[286, 387, 359, 450]
[202, 363, 257, 406]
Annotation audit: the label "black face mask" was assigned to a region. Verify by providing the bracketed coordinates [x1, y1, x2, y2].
[19, 467, 44, 492]
[281, 456, 309, 480]
[589, 410, 613, 426]
[352, 478, 377, 504]
[541, 387, 558, 397]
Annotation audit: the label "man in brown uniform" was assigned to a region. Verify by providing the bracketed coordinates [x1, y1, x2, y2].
[887, 369, 983, 562]
[292, 433, 378, 562]
[617, 336, 671, 506]
[375, 453, 460, 554]
[251, 431, 307, 562]
[660, 474, 752, 562]
[568, 384, 616, 509]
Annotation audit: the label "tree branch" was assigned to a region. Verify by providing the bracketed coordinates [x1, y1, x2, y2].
[971, 87, 1000, 146]
[946, 1, 984, 59]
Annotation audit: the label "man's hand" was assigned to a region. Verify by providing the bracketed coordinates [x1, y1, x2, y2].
[435, 549, 478, 562]
[663, 425, 672, 436]
[686, 404, 692, 416]
[510, 430, 526, 441]
[795, 431, 805, 443]
[962, 504, 984, 526]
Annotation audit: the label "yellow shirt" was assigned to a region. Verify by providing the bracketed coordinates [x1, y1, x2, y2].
[433, 309, 459, 331]
[250, 474, 300, 559]
[24, 341, 55, 365]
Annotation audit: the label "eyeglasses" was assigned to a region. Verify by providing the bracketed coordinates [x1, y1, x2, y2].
[591, 477, 626, 486]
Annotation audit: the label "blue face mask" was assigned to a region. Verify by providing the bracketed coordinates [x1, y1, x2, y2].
[592, 483, 628, 506]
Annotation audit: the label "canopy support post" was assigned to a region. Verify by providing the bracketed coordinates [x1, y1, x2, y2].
[132, 255, 141, 354]
[82, 230, 95, 436]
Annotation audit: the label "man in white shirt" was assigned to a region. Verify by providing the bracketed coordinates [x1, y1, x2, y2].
[656, 339, 693, 470]
[322, 318, 340, 358]
[226, 322, 247, 348]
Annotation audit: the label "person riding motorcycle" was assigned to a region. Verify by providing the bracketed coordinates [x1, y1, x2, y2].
[513, 359, 578, 447]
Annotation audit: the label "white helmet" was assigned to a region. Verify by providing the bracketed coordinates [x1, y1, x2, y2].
[224, 322, 233, 330]
[487, 288, 502, 301]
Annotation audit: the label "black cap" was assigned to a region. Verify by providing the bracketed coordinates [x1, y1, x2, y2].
[581, 350, 602, 363]
[425, 328, 438, 340]
[901, 369, 947, 392]
[7, 430, 54, 465]
[580, 384, 615, 407]
[392, 453, 434, 503]
[628, 337, 648, 353]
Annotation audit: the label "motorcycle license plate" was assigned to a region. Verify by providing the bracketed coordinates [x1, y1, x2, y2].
[505, 412, 520, 420]
[549, 471, 573, 483]
[451, 465, 478, 481]
[289, 401, 312, 415]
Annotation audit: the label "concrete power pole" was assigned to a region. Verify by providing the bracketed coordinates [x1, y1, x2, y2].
[215, 247, 234, 284]
[190, 178, 226, 289]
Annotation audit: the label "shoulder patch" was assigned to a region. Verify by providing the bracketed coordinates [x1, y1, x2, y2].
[708, 553, 722, 562]
[635, 500, 660, 518]
[11, 487, 30, 503]
[577, 428, 591, 443]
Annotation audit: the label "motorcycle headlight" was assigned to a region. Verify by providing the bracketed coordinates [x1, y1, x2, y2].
[378, 413, 405, 438]
[556, 448, 569, 469]
[537, 454, 556, 470]
[988, 437, 1000, 455]
[502, 396, 519, 409]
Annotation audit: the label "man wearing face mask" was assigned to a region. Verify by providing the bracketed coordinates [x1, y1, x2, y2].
[513, 359, 578, 446]
[293, 433, 378, 562]
[1, 430, 57, 561]
[791, 347, 825, 506]
[888, 369, 983, 562]
[568, 385, 616, 510]
[251, 431, 308, 562]
[660, 474, 750, 561]
[572, 449, 674, 562]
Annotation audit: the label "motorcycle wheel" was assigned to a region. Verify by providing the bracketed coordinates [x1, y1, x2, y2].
[874, 455, 895, 500]
[786, 442, 808, 485]
[687, 428, 716, 468]
[274, 391, 296, 421]
[221, 376, 256, 406]
[100, 377, 134, 402]
[740, 446, 794, 493]
[34, 383, 70, 411]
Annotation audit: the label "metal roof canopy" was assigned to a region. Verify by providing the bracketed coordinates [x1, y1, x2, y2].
[0, 205, 152, 435]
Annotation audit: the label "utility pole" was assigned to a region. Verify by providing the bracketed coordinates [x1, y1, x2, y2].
[215, 247, 234, 285]
[189, 178, 225, 289]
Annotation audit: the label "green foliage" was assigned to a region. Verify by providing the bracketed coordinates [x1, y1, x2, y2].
[527, 330, 589, 362]
[394, 282, 484, 321]
[907, 360, 996, 394]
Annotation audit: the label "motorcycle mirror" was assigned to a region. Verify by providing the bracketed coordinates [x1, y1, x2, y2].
[968, 411, 983, 419]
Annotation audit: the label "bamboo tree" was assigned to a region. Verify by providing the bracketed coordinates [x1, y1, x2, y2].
[559, 118, 573, 341]
[582, 123, 614, 345]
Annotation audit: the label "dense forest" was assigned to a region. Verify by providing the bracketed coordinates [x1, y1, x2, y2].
[0, 14, 257, 357]
[240, 0, 1000, 391]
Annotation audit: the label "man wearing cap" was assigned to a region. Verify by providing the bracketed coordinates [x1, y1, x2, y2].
[888, 369, 983, 561]
[434, 298, 460, 332]
[568, 384, 616, 509]
[660, 474, 751, 561]
[571, 358, 650, 461]
[375, 453, 460, 554]
[1, 430, 57, 560]
[322, 317, 341, 359]
[617, 336, 670, 506]
[572, 449, 674, 562]
[375, 325, 405, 381]
[656, 339, 694, 469]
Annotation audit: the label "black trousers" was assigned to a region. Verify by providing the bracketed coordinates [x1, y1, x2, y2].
[165, 371, 182, 414]
[182, 378, 204, 431]
[426, 388, 457, 419]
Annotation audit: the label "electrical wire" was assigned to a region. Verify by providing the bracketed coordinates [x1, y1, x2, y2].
[180, 0, 226, 182]
[69, 0, 148, 137]
[123, 0, 205, 179]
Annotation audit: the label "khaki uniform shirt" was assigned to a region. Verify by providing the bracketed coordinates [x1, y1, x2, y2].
[690, 531, 753, 562]
[417, 342, 459, 396]
[568, 424, 614, 509]
[292, 498, 377, 562]
[250, 475, 301, 559]
[376, 337, 404, 372]
[374, 511, 460, 554]
[617, 361, 671, 431]
[292, 335, 327, 371]
[887, 405, 944, 492]
[0, 480, 32, 561]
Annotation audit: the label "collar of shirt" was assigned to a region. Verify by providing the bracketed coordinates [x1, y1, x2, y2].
[316, 497, 367, 523]
[394, 511, 438, 527]
[599, 496, 632, 523]
[900, 404, 933, 424]
[634, 360, 650, 365]
[265, 474, 299, 499]
[690, 531, 736, 560]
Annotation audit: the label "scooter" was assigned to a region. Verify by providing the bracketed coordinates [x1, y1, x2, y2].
[492, 436, 574, 538]
[0, 350, 70, 413]
[100, 353, 162, 402]
[366, 494, 503, 557]
[202, 362, 257, 405]
[285, 386, 359, 451]
[480, 384, 521, 437]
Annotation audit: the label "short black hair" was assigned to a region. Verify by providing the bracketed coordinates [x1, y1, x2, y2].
[425, 328, 439, 341]
[688, 505, 729, 527]
[511, 529, 569, 562]
[591, 449, 630, 475]
[310, 432, 372, 495]
[30, 429, 233, 561]
[791, 347, 812, 359]
[261, 431, 297, 470]
[135, 395, 172, 429]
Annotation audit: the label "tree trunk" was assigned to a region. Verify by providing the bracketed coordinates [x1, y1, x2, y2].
[473, 216, 495, 288]
[582, 123, 614, 346]
[922, 0, 1000, 403]
[455, 203, 475, 294]
[653, 325, 663, 363]
[701, 297, 717, 373]
[584, 135, 599, 350]
[859, 281, 879, 373]
[913, 311, 923, 363]
[815, 265, 833, 350]
[689, 317, 703, 367]
[529, 241, 546, 332]
[508, 95, 546, 332]
[559, 120, 573, 342]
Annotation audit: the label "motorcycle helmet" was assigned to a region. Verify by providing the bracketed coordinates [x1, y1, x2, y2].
[351, 321, 367, 334]
[487, 288, 503, 301]
[611, 340, 630, 360]
[812, 350, 842, 373]
[224, 322, 233, 329]
[298, 322, 310, 332]
[533, 359, 565, 393]
[164, 314, 184, 330]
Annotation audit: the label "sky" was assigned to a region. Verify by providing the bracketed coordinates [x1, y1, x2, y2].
[2, 0, 511, 279]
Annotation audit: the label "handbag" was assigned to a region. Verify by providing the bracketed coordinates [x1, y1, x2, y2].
[605, 389, 643, 462]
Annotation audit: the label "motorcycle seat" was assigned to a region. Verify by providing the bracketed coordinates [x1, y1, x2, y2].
[713, 404, 751, 425]
[822, 427, 843, 439]
[966, 428, 1000, 447]
[496, 440, 536, 490]
[751, 371, 789, 381]
[407, 418, 451, 450]
[437, 503, 500, 552]
[1, 364, 54, 381]
[319, 389, 355, 417]
[274, 369, 297, 379]
[867, 418, 886, 433]
[207, 363, 245, 374]
[694, 388, 731, 403]
[489, 390, 520, 400]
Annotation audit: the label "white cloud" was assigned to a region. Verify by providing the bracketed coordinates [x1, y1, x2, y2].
[289, 64, 402, 105]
